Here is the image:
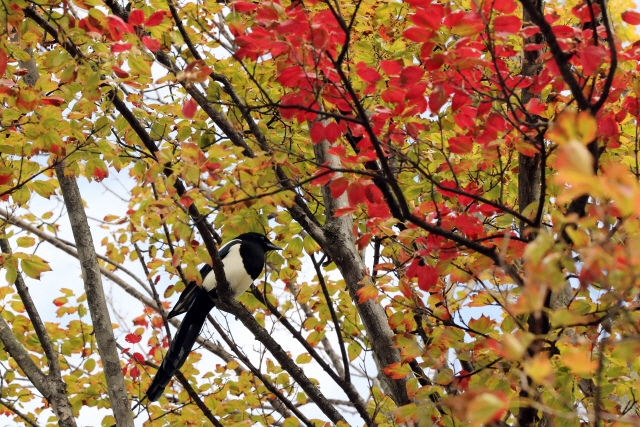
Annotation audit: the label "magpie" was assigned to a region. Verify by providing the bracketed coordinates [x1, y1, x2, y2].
[146, 232, 282, 401]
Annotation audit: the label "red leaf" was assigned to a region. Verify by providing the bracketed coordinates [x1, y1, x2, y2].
[133, 352, 145, 364]
[357, 233, 373, 250]
[142, 36, 161, 52]
[310, 122, 325, 144]
[112, 66, 130, 78]
[107, 15, 134, 41]
[522, 26, 539, 37]
[125, 333, 142, 344]
[41, 96, 65, 106]
[111, 42, 133, 53]
[494, 15, 521, 35]
[381, 60, 402, 75]
[330, 177, 349, 198]
[276, 65, 306, 87]
[493, 0, 517, 13]
[324, 122, 341, 143]
[310, 121, 341, 143]
[144, 11, 166, 27]
[622, 10, 640, 25]
[347, 181, 367, 205]
[623, 96, 640, 117]
[121, 347, 131, 354]
[479, 203, 500, 216]
[400, 66, 424, 85]
[0, 173, 13, 186]
[418, 265, 438, 292]
[598, 114, 619, 140]
[428, 85, 447, 114]
[182, 99, 198, 119]
[0, 49, 6, 77]
[356, 62, 381, 84]
[453, 370, 471, 390]
[487, 112, 507, 132]
[526, 98, 545, 115]
[179, 194, 194, 207]
[233, 1, 259, 12]
[412, 8, 443, 31]
[365, 184, 383, 204]
[128, 9, 145, 26]
[311, 169, 335, 186]
[581, 45, 606, 75]
[452, 92, 471, 112]
[333, 206, 358, 217]
[449, 135, 473, 154]
[130, 366, 140, 378]
[327, 144, 346, 156]
[402, 26, 435, 42]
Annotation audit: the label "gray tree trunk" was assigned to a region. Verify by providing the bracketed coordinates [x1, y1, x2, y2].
[55, 164, 134, 427]
[312, 123, 411, 406]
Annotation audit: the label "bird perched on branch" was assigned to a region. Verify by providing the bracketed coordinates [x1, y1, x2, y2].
[146, 232, 282, 401]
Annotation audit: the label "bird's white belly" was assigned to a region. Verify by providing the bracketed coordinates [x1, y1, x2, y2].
[201, 245, 254, 298]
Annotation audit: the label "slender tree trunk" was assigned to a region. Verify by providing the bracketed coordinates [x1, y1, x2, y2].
[55, 164, 134, 427]
[312, 120, 411, 406]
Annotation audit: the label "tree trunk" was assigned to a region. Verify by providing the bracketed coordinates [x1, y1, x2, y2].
[313, 124, 411, 406]
[55, 164, 134, 427]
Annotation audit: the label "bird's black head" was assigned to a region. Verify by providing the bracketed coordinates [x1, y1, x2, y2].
[237, 232, 283, 252]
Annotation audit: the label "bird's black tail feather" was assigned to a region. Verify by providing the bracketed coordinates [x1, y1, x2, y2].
[147, 288, 216, 401]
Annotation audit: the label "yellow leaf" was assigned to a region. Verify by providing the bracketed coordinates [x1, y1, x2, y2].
[282, 417, 299, 427]
[296, 353, 312, 364]
[16, 237, 35, 248]
[561, 350, 598, 375]
[466, 393, 508, 424]
[523, 353, 554, 385]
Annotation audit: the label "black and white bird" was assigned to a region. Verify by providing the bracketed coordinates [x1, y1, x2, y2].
[146, 232, 282, 401]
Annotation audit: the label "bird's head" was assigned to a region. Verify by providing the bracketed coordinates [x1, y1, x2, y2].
[237, 232, 283, 252]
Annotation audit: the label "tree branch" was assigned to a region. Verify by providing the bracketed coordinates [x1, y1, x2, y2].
[214, 297, 349, 425]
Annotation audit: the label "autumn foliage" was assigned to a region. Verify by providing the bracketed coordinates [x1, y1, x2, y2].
[0, 0, 638, 425]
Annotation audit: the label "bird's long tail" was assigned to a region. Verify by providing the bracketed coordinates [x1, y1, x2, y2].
[147, 290, 215, 401]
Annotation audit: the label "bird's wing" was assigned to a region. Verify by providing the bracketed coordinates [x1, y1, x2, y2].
[218, 239, 241, 259]
[166, 239, 240, 319]
[166, 264, 211, 319]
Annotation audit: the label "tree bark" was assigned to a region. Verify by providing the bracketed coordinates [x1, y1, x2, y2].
[312, 122, 411, 406]
[518, 0, 543, 234]
[55, 164, 134, 427]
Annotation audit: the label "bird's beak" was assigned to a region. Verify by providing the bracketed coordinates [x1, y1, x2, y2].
[266, 242, 283, 251]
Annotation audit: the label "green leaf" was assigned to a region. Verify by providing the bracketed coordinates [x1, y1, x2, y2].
[31, 180, 56, 199]
[21, 256, 52, 279]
